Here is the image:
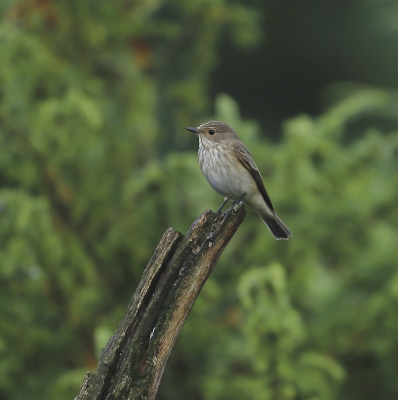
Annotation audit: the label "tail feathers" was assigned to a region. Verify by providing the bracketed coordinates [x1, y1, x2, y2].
[260, 212, 292, 240]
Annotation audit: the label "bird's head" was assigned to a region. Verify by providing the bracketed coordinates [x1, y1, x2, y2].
[186, 121, 238, 144]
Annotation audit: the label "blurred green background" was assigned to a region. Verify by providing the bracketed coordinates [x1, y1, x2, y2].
[0, 0, 398, 399]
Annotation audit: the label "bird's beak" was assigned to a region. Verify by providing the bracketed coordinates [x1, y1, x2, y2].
[186, 126, 199, 133]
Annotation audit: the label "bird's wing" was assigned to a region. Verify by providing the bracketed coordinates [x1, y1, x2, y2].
[232, 142, 274, 211]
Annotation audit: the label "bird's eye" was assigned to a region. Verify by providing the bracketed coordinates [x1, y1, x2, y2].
[208, 129, 215, 135]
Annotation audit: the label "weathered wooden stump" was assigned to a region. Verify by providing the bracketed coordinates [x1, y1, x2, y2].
[76, 203, 246, 400]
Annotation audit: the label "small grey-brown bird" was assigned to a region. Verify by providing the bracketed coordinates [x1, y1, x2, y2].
[187, 120, 292, 240]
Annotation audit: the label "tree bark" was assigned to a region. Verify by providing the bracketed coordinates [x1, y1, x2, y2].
[75, 203, 246, 400]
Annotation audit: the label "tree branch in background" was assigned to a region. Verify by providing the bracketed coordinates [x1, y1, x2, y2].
[75, 203, 246, 400]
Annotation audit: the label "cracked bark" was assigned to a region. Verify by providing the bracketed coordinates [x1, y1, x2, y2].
[75, 203, 246, 400]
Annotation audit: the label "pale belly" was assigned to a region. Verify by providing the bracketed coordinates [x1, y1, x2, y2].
[199, 144, 258, 200]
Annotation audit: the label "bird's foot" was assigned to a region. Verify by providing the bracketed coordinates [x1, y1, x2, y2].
[231, 199, 243, 207]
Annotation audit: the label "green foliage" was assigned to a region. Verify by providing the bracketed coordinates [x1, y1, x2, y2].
[163, 91, 398, 400]
[0, 1, 398, 400]
[202, 264, 344, 400]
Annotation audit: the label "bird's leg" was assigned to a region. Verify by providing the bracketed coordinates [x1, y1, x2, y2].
[216, 197, 229, 214]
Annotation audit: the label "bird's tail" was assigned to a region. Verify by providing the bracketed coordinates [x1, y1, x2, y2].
[260, 212, 292, 240]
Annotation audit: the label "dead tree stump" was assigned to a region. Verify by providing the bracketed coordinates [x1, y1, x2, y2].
[76, 203, 246, 400]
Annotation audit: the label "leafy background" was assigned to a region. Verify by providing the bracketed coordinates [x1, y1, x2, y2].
[0, 1, 397, 399]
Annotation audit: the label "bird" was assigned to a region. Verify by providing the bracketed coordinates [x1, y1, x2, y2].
[186, 120, 292, 240]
